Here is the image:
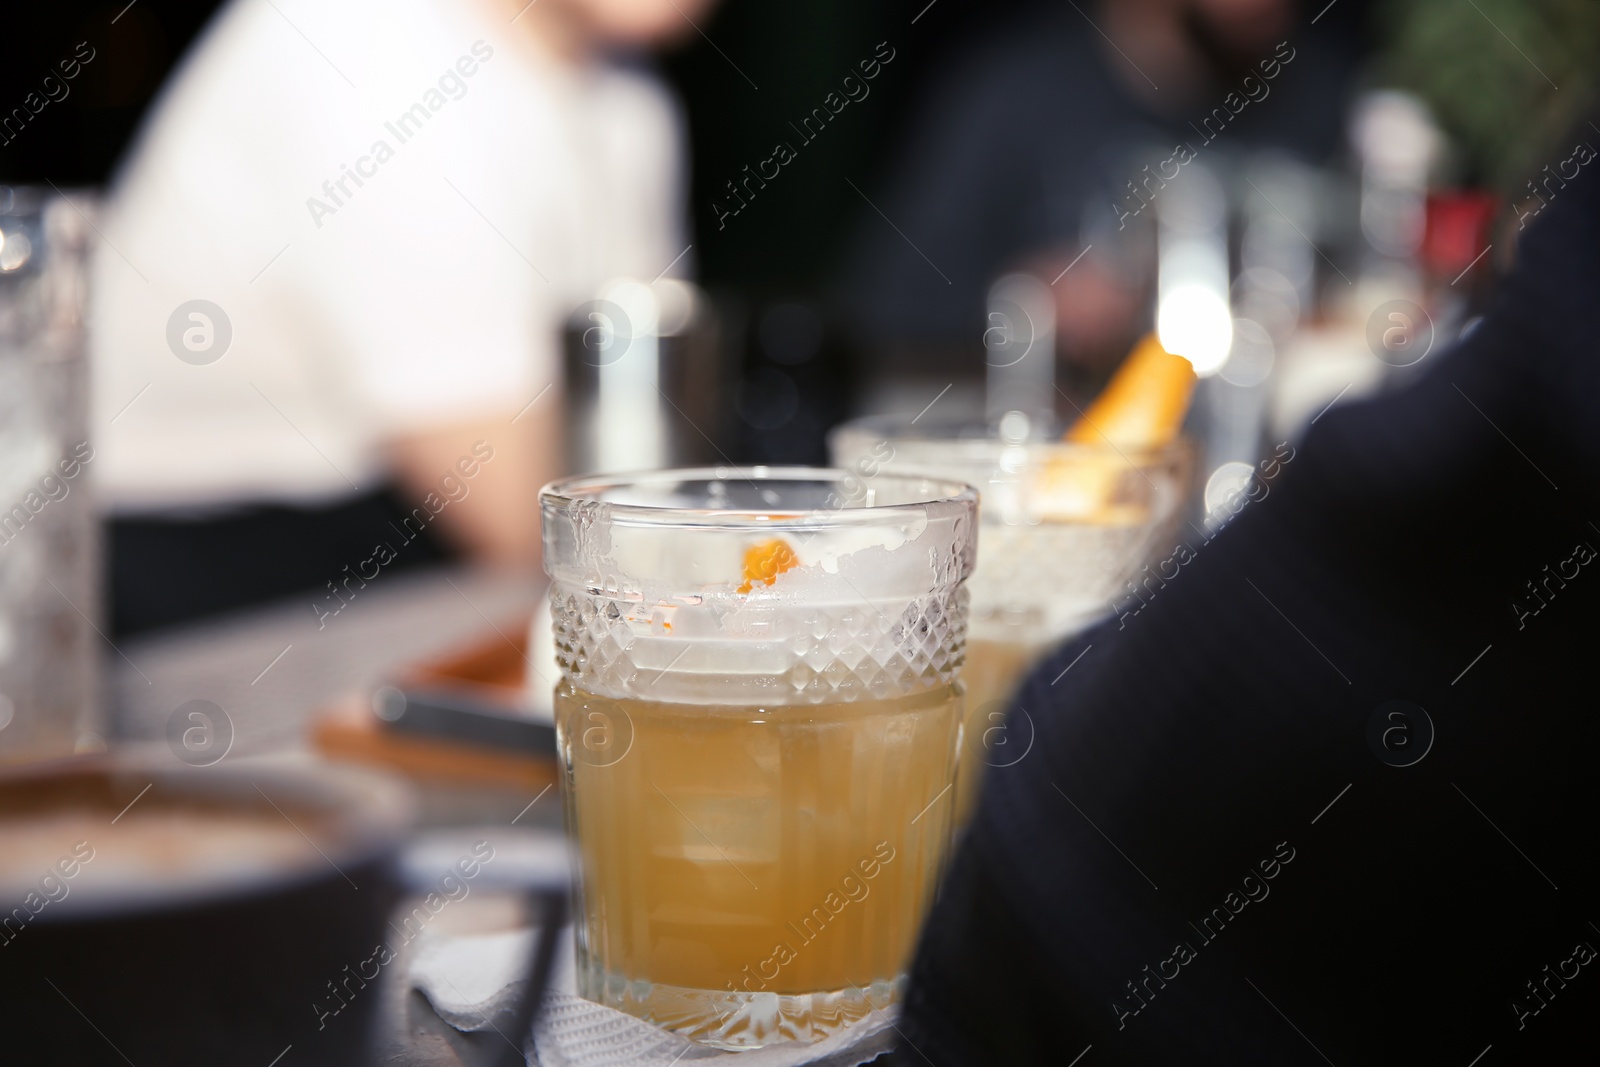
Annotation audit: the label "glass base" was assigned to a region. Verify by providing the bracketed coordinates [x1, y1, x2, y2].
[582, 967, 904, 1050]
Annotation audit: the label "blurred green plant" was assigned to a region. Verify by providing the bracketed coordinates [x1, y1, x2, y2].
[1379, 0, 1600, 190]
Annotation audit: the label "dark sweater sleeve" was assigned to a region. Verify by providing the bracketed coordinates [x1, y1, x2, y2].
[896, 149, 1600, 1065]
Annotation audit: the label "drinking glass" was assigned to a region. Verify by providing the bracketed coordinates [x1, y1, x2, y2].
[541, 466, 976, 1049]
[831, 416, 1191, 823]
[0, 187, 100, 764]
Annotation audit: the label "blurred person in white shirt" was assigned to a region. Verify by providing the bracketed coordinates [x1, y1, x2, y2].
[93, 0, 707, 634]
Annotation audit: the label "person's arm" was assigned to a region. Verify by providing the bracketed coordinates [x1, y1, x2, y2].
[899, 158, 1600, 1064]
[386, 406, 561, 566]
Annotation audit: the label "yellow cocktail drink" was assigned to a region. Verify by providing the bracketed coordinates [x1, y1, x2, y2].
[541, 468, 978, 1049]
[557, 681, 960, 1037]
[831, 414, 1193, 826]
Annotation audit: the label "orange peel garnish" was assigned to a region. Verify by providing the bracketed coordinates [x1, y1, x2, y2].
[1030, 332, 1193, 524]
[738, 538, 799, 594]
[1065, 332, 1195, 449]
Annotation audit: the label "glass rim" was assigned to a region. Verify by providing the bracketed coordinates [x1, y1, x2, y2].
[830, 413, 1192, 463]
[540, 465, 978, 532]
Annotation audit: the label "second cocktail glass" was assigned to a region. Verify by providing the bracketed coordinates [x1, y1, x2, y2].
[541, 466, 977, 1050]
[831, 416, 1191, 823]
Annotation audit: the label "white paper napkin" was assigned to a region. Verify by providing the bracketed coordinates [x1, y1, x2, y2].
[409, 928, 898, 1067]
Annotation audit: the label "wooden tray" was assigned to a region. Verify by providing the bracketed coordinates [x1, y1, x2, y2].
[312, 614, 557, 791]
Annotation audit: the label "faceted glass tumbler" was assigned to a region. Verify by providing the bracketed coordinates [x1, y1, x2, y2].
[540, 467, 977, 1049]
[831, 417, 1192, 822]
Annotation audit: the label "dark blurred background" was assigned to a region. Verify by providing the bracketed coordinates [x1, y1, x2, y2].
[1, 0, 1381, 466]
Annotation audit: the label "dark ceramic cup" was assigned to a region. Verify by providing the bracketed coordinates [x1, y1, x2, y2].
[0, 757, 566, 1067]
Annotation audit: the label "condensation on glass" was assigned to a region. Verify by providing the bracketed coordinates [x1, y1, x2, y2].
[541, 467, 977, 1049]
